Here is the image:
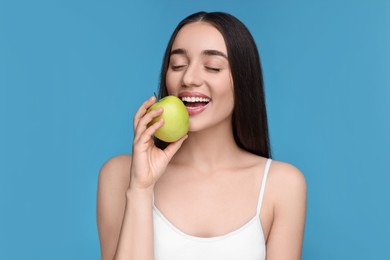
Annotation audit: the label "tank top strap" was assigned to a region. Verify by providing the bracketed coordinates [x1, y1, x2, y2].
[256, 158, 272, 216]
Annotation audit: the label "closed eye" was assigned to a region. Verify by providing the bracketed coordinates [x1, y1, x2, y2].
[171, 65, 187, 71]
[205, 67, 221, 72]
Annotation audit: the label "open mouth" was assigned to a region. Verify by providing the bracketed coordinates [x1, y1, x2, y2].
[181, 96, 210, 107]
[181, 96, 211, 116]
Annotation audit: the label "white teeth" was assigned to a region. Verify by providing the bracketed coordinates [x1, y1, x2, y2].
[181, 96, 210, 102]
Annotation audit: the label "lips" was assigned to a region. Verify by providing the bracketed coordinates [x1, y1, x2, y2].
[178, 92, 211, 116]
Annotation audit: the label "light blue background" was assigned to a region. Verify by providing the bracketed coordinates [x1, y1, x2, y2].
[1, 0, 389, 259]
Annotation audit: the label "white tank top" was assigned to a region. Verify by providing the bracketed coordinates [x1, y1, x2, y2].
[153, 159, 272, 260]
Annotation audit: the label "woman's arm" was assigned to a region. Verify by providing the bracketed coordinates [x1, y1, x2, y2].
[97, 155, 156, 260]
[114, 182, 155, 259]
[97, 155, 134, 260]
[266, 162, 307, 260]
[97, 96, 187, 260]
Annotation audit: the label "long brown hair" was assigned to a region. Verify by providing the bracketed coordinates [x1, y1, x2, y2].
[156, 12, 271, 158]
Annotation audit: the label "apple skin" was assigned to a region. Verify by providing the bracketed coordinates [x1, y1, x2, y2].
[147, 96, 189, 142]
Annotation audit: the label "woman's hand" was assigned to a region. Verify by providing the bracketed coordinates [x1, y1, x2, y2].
[130, 95, 187, 191]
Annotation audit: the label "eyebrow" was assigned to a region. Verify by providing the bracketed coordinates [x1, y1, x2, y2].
[170, 48, 228, 59]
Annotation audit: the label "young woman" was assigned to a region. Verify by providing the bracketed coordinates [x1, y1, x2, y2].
[97, 12, 306, 260]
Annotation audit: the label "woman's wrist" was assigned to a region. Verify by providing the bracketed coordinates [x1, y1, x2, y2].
[126, 184, 154, 200]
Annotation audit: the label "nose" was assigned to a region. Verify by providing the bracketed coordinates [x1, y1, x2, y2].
[182, 64, 202, 88]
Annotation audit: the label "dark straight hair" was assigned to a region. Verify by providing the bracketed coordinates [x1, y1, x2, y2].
[156, 11, 272, 158]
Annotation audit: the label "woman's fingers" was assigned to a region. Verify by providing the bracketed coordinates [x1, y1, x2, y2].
[163, 135, 188, 160]
[134, 107, 163, 141]
[133, 96, 156, 131]
[138, 118, 165, 144]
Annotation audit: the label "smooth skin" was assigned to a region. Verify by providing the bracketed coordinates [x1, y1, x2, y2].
[97, 22, 306, 260]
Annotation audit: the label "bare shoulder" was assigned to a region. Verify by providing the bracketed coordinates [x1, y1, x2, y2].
[97, 154, 132, 259]
[97, 154, 132, 217]
[267, 160, 307, 206]
[269, 160, 306, 187]
[264, 160, 307, 258]
[98, 154, 132, 188]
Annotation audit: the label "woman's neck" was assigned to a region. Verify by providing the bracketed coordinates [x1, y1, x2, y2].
[171, 120, 244, 173]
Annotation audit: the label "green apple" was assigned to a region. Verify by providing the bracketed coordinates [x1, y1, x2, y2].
[147, 95, 189, 142]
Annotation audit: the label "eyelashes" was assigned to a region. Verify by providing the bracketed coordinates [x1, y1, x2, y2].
[205, 67, 221, 72]
[170, 65, 221, 72]
[171, 65, 186, 71]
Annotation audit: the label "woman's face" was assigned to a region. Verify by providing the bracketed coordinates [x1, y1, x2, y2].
[166, 22, 234, 132]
